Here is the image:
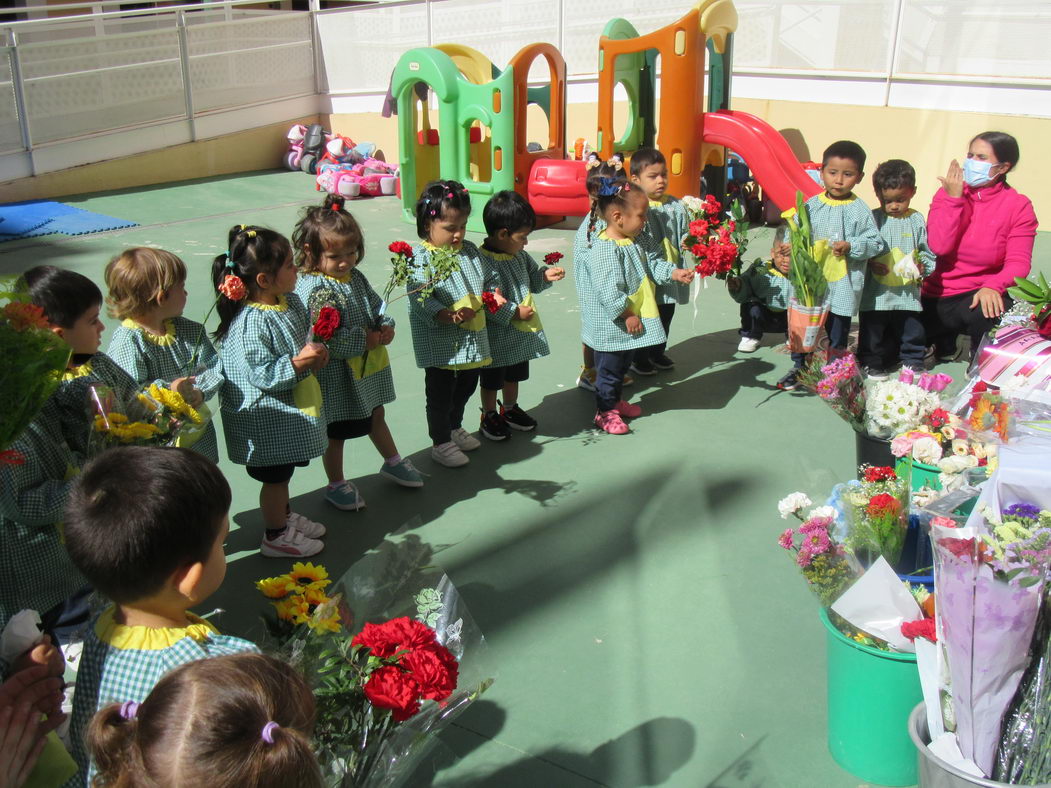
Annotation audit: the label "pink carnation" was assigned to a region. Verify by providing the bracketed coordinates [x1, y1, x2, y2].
[930, 516, 959, 529]
[778, 528, 795, 550]
[796, 548, 814, 567]
[801, 528, 832, 554]
[890, 434, 914, 458]
[799, 516, 832, 534]
[898, 368, 915, 384]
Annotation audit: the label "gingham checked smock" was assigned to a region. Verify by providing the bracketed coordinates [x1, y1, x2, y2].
[804, 193, 885, 317]
[860, 209, 936, 313]
[477, 246, 553, 367]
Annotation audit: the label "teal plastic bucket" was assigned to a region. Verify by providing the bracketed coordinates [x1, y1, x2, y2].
[896, 459, 942, 491]
[821, 609, 923, 786]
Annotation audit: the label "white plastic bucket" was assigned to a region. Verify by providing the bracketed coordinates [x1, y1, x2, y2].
[379, 176, 397, 195]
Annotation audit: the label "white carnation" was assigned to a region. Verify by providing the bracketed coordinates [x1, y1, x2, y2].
[778, 492, 812, 519]
[912, 436, 943, 465]
[809, 505, 837, 521]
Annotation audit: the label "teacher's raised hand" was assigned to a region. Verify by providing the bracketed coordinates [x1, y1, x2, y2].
[938, 159, 964, 198]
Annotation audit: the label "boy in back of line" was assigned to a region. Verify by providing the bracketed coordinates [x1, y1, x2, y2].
[728, 224, 792, 352]
[65, 446, 259, 785]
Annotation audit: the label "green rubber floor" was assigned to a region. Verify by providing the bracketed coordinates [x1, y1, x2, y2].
[3, 171, 1048, 788]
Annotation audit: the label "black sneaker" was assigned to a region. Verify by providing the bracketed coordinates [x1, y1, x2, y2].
[480, 409, 511, 441]
[776, 371, 799, 391]
[501, 402, 537, 432]
[650, 353, 675, 370]
[630, 357, 657, 376]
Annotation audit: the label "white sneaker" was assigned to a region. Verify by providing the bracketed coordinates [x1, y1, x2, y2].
[737, 337, 761, 353]
[287, 511, 328, 537]
[576, 366, 597, 392]
[260, 527, 323, 558]
[450, 427, 481, 451]
[431, 441, 469, 467]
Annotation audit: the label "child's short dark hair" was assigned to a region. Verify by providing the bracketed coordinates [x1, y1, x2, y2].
[415, 180, 472, 239]
[629, 147, 666, 177]
[872, 159, 916, 194]
[822, 140, 867, 172]
[65, 447, 231, 604]
[23, 265, 103, 328]
[88, 653, 322, 788]
[482, 190, 536, 236]
[291, 193, 366, 272]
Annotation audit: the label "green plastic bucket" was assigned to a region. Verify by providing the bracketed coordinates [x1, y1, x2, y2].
[821, 608, 923, 786]
[896, 458, 942, 491]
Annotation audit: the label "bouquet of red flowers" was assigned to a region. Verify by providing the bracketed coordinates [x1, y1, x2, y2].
[679, 195, 751, 280]
[312, 305, 341, 342]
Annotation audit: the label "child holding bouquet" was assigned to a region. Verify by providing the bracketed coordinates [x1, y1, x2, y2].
[293, 195, 423, 508]
[407, 180, 509, 468]
[728, 224, 792, 352]
[104, 247, 221, 462]
[780, 141, 884, 390]
[214, 225, 329, 558]
[858, 159, 936, 377]
[628, 147, 690, 374]
[578, 165, 694, 434]
[476, 190, 565, 439]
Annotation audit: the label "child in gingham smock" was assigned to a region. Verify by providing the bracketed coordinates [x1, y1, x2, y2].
[577, 164, 694, 434]
[780, 140, 884, 391]
[105, 247, 222, 462]
[215, 225, 329, 558]
[406, 180, 510, 469]
[858, 159, 936, 375]
[64, 448, 258, 787]
[628, 147, 690, 375]
[476, 190, 565, 440]
[292, 194, 422, 511]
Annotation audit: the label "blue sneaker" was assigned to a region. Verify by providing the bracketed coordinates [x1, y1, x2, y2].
[325, 481, 366, 511]
[379, 458, 424, 488]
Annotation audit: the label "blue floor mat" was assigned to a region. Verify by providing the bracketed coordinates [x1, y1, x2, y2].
[0, 201, 137, 241]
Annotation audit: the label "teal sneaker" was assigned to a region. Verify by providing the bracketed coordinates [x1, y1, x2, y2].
[324, 481, 366, 511]
[379, 458, 424, 488]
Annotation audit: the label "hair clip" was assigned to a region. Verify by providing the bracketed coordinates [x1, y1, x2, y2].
[597, 177, 625, 197]
[585, 153, 601, 171]
[238, 224, 247, 231]
[261, 721, 280, 744]
[120, 701, 139, 720]
[446, 192, 453, 198]
[429, 209, 436, 215]
[331, 203, 341, 211]
[246, 230, 257, 239]
[224, 253, 235, 270]
[606, 157, 624, 172]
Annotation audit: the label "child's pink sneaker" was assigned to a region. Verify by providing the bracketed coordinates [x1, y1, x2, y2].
[614, 400, 642, 419]
[594, 410, 630, 434]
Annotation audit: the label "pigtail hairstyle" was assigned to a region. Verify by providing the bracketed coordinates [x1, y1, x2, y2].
[87, 654, 322, 788]
[291, 193, 366, 272]
[414, 179, 472, 239]
[211, 225, 292, 341]
[584, 161, 632, 246]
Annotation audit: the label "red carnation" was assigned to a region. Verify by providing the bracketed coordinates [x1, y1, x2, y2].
[362, 666, 421, 721]
[543, 251, 564, 266]
[867, 493, 900, 518]
[400, 644, 458, 701]
[352, 616, 438, 659]
[481, 291, 500, 314]
[863, 466, 897, 483]
[901, 618, 937, 643]
[689, 219, 710, 238]
[218, 274, 247, 301]
[2, 302, 49, 331]
[389, 240, 414, 260]
[312, 305, 340, 342]
[939, 536, 980, 560]
[928, 408, 950, 431]
[1037, 314, 1051, 338]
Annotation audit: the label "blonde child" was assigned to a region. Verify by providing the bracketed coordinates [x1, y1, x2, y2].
[87, 653, 321, 788]
[476, 190, 565, 440]
[779, 140, 884, 391]
[105, 247, 222, 462]
[858, 159, 936, 376]
[577, 166, 694, 434]
[628, 147, 690, 374]
[64, 447, 259, 784]
[292, 194, 423, 509]
[407, 180, 509, 468]
[214, 225, 329, 557]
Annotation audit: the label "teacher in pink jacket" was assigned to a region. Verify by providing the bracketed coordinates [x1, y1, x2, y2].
[921, 131, 1038, 364]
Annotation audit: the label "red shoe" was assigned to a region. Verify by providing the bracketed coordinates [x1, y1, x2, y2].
[594, 410, 630, 434]
[614, 399, 642, 419]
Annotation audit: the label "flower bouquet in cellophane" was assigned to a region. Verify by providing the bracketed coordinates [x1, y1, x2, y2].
[784, 191, 830, 353]
[679, 195, 752, 280]
[88, 381, 206, 453]
[0, 277, 72, 464]
[841, 465, 911, 568]
[256, 533, 492, 787]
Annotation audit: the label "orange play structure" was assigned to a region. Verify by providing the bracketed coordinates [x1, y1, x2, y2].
[391, 0, 820, 229]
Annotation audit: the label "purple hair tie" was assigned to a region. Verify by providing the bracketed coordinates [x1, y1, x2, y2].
[261, 721, 280, 744]
[120, 701, 139, 720]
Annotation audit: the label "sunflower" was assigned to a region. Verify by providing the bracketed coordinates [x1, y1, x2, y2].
[288, 561, 330, 591]
[306, 593, 343, 633]
[255, 575, 295, 599]
[273, 595, 309, 623]
[147, 383, 202, 423]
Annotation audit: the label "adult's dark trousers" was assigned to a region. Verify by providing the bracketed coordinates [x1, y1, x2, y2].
[922, 290, 1011, 362]
[424, 367, 480, 445]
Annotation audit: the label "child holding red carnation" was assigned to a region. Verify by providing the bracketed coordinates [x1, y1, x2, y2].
[475, 190, 565, 440]
[293, 195, 423, 509]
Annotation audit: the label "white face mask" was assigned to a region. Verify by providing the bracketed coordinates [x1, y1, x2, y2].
[963, 158, 998, 188]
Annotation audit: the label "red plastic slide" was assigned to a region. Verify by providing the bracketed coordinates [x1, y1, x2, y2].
[701, 110, 822, 211]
